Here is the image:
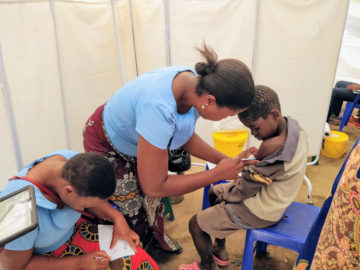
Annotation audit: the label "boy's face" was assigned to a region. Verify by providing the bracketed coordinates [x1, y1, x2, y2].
[241, 114, 278, 141]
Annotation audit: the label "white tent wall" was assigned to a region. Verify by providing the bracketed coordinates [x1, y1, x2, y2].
[0, 1, 69, 189]
[113, 0, 137, 80]
[0, 0, 350, 189]
[53, 0, 125, 149]
[0, 100, 18, 184]
[131, 0, 168, 73]
[253, 0, 349, 157]
[0, 0, 138, 189]
[0, 51, 18, 185]
[168, 0, 257, 148]
[335, 0, 360, 83]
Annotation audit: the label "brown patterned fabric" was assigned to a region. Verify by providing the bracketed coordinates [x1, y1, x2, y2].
[310, 144, 360, 269]
[83, 104, 181, 252]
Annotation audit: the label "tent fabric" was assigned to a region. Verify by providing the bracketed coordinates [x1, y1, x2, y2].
[335, 0, 360, 83]
[0, 0, 351, 188]
[252, 0, 348, 156]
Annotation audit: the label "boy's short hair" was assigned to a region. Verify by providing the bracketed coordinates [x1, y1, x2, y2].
[238, 85, 281, 122]
[62, 153, 116, 199]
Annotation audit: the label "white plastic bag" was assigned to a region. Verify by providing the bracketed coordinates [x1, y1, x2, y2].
[212, 116, 247, 133]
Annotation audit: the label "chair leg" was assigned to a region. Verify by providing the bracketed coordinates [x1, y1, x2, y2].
[339, 94, 360, 132]
[242, 231, 255, 270]
[202, 185, 211, 210]
[303, 175, 313, 204]
[255, 241, 268, 256]
[163, 197, 175, 221]
[339, 102, 353, 131]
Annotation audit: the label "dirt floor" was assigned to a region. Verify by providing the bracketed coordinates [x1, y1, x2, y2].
[151, 122, 360, 270]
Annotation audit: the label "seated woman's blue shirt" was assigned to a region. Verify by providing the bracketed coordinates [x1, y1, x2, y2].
[103, 66, 200, 156]
[0, 149, 81, 254]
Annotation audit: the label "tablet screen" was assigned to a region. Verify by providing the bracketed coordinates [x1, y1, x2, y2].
[0, 185, 38, 246]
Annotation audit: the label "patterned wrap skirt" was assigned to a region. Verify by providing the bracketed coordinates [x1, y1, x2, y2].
[44, 218, 159, 270]
[83, 104, 181, 253]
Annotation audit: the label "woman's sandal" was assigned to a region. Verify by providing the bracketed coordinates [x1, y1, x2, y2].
[178, 261, 201, 270]
[213, 254, 230, 267]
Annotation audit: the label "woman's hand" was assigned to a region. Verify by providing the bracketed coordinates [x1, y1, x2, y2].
[347, 84, 360, 91]
[237, 146, 259, 166]
[111, 223, 140, 253]
[213, 156, 244, 180]
[212, 147, 259, 180]
[86, 201, 140, 253]
[80, 250, 110, 270]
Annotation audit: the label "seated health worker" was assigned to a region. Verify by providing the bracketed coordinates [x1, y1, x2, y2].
[0, 150, 159, 270]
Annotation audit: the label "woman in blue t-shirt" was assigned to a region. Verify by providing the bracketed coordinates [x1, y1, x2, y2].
[83, 44, 257, 252]
[0, 150, 159, 270]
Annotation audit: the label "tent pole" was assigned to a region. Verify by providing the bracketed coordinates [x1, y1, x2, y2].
[251, 0, 260, 80]
[110, 0, 126, 86]
[0, 44, 24, 170]
[128, 0, 139, 76]
[49, 0, 71, 149]
[164, 0, 171, 66]
[246, 0, 260, 150]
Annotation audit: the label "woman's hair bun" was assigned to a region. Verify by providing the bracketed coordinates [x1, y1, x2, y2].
[195, 62, 218, 76]
[194, 43, 255, 110]
[195, 62, 207, 75]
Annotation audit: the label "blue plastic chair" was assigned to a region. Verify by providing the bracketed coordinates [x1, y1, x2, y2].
[339, 93, 360, 131]
[201, 163, 320, 270]
[163, 197, 175, 221]
[240, 137, 360, 269]
[202, 180, 228, 210]
[241, 201, 320, 269]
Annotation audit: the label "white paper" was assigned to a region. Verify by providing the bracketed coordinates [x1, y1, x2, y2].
[98, 225, 135, 260]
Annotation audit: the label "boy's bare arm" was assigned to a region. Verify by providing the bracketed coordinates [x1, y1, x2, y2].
[256, 135, 286, 160]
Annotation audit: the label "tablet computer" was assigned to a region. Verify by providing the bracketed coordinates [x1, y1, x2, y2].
[0, 185, 38, 246]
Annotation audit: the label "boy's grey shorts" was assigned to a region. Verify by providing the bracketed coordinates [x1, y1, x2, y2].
[196, 202, 255, 239]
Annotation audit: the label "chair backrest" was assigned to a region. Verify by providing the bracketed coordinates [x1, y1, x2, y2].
[339, 93, 360, 131]
[294, 137, 360, 269]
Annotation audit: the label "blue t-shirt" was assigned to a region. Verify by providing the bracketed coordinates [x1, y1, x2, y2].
[103, 66, 200, 156]
[0, 149, 81, 254]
